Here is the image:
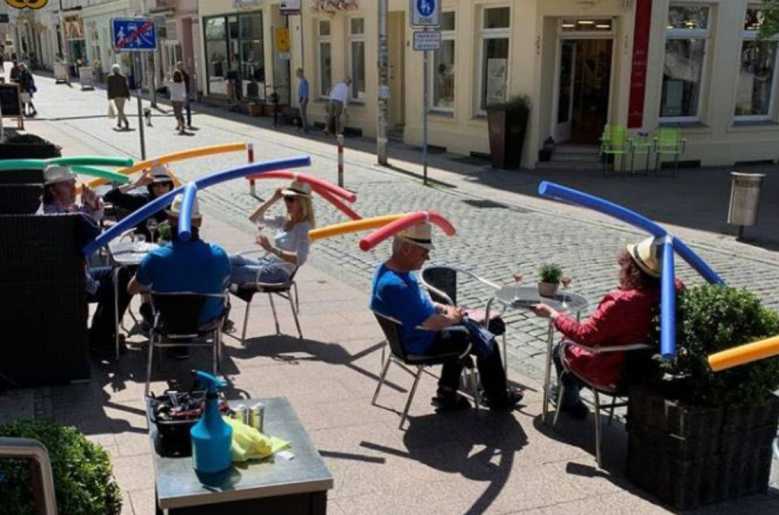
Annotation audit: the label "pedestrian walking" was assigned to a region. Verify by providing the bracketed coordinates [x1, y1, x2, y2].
[175, 61, 195, 129]
[17, 63, 37, 117]
[107, 64, 131, 130]
[8, 60, 19, 82]
[325, 78, 350, 136]
[296, 68, 309, 133]
[168, 70, 188, 135]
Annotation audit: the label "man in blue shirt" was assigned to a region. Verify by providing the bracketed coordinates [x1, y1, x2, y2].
[128, 194, 229, 358]
[370, 223, 522, 411]
[296, 68, 309, 134]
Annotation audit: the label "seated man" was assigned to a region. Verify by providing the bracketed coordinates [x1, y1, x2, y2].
[42, 165, 132, 356]
[370, 223, 522, 411]
[128, 194, 230, 359]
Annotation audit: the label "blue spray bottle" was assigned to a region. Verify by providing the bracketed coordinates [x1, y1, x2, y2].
[190, 371, 233, 475]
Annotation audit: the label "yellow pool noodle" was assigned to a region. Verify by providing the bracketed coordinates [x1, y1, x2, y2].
[708, 335, 779, 372]
[309, 214, 406, 242]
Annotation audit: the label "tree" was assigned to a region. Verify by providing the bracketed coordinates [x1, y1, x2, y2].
[760, 1, 779, 40]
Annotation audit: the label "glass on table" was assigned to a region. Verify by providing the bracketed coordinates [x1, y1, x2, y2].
[561, 276, 572, 309]
[146, 218, 159, 243]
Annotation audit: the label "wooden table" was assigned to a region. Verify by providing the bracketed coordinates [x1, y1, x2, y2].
[149, 397, 333, 514]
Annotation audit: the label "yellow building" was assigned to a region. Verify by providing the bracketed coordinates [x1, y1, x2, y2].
[197, 1, 779, 169]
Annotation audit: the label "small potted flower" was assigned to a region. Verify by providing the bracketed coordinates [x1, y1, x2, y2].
[538, 264, 563, 297]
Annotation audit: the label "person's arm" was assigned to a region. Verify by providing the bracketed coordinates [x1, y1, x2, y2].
[420, 304, 465, 331]
[534, 293, 627, 347]
[104, 170, 153, 206]
[248, 188, 283, 223]
[128, 254, 154, 295]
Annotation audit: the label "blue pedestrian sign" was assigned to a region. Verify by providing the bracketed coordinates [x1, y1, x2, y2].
[410, 0, 440, 27]
[112, 18, 157, 52]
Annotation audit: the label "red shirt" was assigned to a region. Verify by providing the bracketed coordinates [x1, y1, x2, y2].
[554, 285, 662, 389]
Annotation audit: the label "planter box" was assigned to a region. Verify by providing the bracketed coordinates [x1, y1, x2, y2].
[0, 184, 43, 214]
[486, 106, 528, 170]
[626, 385, 779, 510]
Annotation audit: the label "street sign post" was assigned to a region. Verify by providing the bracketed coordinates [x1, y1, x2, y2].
[412, 30, 441, 51]
[410, 0, 440, 27]
[413, 28, 440, 187]
[112, 18, 157, 160]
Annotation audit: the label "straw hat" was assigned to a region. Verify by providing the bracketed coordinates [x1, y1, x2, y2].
[167, 193, 201, 219]
[397, 222, 434, 250]
[626, 237, 661, 278]
[149, 164, 174, 184]
[43, 165, 76, 186]
[281, 180, 312, 198]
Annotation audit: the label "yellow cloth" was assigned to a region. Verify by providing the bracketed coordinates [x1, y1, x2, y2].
[223, 417, 290, 463]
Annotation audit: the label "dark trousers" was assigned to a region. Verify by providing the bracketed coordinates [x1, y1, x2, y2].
[553, 342, 585, 406]
[185, 98, 192, 127]
[430, 322, 508, 403]
[88, 267, 134, 348]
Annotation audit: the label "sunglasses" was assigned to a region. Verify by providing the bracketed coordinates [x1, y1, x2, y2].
[283, 196, 299, 203]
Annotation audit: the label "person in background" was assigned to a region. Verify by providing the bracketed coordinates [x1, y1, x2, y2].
[42, 165, 132, 357]
[17, 63, 36, 116]
[168, 70, 188, 135]
[532, 237, 681, 419]
[9, 60, 20, 82]
[325, 78, 351, 136]
[107, 64, 131, 130]
[175, 61, 194, 130]
[370, 223, 523, 412]
[128, 194, 230, 359]
[296, 68, 309, 134]
[103, 164, 176, 241]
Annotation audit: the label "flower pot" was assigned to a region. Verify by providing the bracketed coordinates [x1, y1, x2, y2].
[626, 385, 779, 510]
[537, 281, 559, 298]
[486, 105, 528, 170]
[248, 103, 264, 117]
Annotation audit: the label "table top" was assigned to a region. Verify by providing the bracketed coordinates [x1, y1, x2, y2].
[494, 285, 588, 314]
[109, 240, 158, 266]
[149, 397, 333, 510]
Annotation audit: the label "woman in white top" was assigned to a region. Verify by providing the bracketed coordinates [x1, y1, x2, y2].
[229, 180, 315, 285]
[168, 70, 188, 134]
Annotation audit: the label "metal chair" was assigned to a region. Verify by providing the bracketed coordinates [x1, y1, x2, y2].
[654, 127, 687, 177]
[420, 266, 508, 372]
[552, 341, 653, 468]
[371, 311, 481, 429]
[600, 124, 630, 175]
[145, 291, 227, 396]
[230, 267, 302, 345]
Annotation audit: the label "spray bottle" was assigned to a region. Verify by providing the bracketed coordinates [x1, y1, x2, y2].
[190, 371, 232, 474]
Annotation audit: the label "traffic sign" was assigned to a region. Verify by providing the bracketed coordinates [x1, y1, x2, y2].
[413, 30, 441, 51]
[410, 0, 440, 27]
[112, 18, 157, 52]
[280, 0, 301, 15]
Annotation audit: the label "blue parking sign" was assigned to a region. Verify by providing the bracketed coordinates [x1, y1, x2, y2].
[112, 18, 157, 52]
[410, 0, 439, 27]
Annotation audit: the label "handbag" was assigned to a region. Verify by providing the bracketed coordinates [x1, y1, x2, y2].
[107, 101, 116, 118]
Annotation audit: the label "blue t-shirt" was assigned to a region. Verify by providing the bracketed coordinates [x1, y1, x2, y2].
[136, 239, 230, 324]
[370, 264, 436, 354]
[298, 78, 309, 100]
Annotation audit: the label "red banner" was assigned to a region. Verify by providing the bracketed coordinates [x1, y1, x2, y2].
[628, 0, 653, 129]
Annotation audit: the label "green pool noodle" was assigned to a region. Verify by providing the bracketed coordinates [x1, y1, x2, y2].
[72, 166, 130, 183]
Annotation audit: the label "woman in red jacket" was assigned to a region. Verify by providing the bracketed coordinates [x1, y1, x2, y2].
[533, 237, 667, 419]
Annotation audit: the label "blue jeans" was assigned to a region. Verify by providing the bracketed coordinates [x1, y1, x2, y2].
[229, 255, 290, 285]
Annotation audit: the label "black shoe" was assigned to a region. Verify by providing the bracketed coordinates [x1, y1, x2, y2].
[222, 319, 236, 334]
[487, 389, 524, 411]
[432, 393, 471, 412]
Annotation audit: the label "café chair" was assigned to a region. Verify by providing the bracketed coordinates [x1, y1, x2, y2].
[552, 341, 653, 468]
[145, 291, 228, 396]
[653, 127, 686, 177]
[600, 124, 629, 175]
[371, 310, 481, 430]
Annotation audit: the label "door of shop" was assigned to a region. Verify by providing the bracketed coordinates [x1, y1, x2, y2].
[554, 37, 613, 144]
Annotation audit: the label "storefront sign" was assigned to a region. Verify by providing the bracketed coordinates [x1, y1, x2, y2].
[628, 0, 652, 129]
[78, 67, 95, 90]
[410, 0, 440, 27]
[5, 0, 49, 9]
[275, 27, 290, 53]
[413, 30, 441, 51]
[280, 0, 301, 14]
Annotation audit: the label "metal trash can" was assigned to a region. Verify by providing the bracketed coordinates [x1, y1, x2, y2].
[727, 172, 765, 239]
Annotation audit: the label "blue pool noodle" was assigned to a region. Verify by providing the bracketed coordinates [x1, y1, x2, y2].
[82, 156, 311, 256]
[660, 238, 677, 359]
[672, 237, 724, 285]
[178, 182, 199, 241]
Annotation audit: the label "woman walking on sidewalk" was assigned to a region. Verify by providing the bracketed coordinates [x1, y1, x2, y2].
[168, 70, 187, 135]
[17, 63, 37, 117]
[107, 64, 131, 130]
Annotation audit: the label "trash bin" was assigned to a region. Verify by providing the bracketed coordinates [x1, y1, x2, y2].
[727, 172, 765, 239]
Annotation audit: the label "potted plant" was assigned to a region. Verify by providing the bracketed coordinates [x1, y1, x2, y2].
[538, 264, 563, 297]
[486, 95, 530, 169]
[0, 419, 122, 515]
[627, 285, 779, 510]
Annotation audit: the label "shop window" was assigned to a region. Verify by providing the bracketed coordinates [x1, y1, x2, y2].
[431, 11, 455, 111]
[735, 7, 778, 120]
[349, 17, 366, 100]
[659, 4, 711, 121]
[204, 12, 264, 98]
[478, 7, 511, 112]
[318, 20, 332, 97]
[205, 16, 228, 95]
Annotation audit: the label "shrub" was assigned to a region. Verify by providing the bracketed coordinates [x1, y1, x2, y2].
[0, 419, 122, 515]
[652, 285, 779, 407]
[538, 263, 563, 284]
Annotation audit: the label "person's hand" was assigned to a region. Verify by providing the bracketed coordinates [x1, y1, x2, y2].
[135, 169, 153, 188]
[256, 234, 273, 252]
[513, 273, 523, 283]
[532, 303, 559, 320]
[272, 188, 284, 201]
[81, 186, 98, 209]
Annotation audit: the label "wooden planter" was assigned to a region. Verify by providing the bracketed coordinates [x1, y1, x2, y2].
[626, 385, 779, 510]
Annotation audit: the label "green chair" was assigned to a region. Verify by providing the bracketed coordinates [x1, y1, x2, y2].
[600, 124, 629, 175]
[654, 127, 686, 177]
[629, 133, 654, 176]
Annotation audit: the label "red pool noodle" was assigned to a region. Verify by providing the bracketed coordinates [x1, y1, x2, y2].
[359, 211, 455, 251]
[313, 186, 362, 220]
[246, 171, 356, 202]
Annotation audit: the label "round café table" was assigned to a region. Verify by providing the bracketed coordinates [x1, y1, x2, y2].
[486, 285, 589, 423]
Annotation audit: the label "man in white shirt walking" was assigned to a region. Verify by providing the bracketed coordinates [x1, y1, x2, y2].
[325, 78, 351, 136]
